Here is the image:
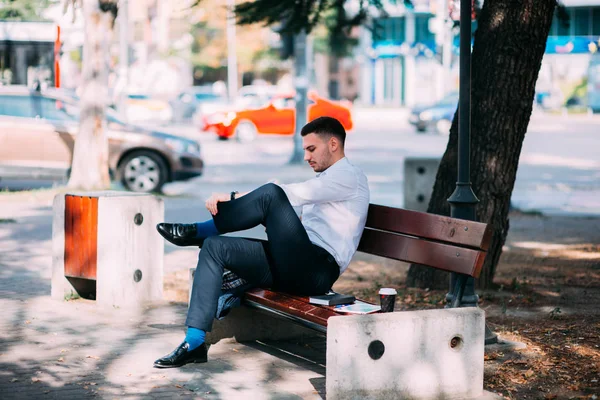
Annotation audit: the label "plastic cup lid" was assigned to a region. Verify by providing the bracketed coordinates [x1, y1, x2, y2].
[379, 288, 397, 295]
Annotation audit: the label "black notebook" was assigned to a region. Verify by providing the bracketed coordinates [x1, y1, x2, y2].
[309, 292, 356, 306]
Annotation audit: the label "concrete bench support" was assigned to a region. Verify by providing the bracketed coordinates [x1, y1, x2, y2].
[52, 191, 164, 308]
[404, 157, 440, 212]
[326, 308, 485, 400]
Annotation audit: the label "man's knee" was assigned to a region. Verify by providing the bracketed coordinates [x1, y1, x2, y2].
[261, 183, 286, 201]
[201, 236, 225, 255]
[197, 236, 231, 269]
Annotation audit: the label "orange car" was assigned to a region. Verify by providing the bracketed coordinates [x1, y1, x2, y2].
[202, 90, 353, 142]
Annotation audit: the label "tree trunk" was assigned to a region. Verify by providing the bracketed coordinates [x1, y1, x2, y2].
[67, 0, 115, 191]
[406, 0, 556, 289]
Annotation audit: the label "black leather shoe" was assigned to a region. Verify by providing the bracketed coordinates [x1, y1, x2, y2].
[153, 342, 208, 368]
[156, 223, 203, 247]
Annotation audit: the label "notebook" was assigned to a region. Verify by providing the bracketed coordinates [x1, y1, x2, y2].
[309, 292, 356, 306]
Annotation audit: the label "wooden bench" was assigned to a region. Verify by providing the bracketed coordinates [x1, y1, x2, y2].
[241, 203, 492, 334]
[198, 204, 493, 399]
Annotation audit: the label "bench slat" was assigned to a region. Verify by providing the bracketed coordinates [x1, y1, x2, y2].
[244, 289, 338, 327]
[366, 204, 493, 251]
[358, 228, 487, 278]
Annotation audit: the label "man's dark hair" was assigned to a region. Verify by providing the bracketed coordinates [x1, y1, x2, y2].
[300, 116, 346, 146]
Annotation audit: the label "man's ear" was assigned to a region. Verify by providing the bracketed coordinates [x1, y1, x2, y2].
[329, 136, 339, 152]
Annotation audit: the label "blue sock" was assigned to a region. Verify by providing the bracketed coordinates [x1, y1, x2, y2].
[185, 327, 206, 351]
[195, 220, 220, 239]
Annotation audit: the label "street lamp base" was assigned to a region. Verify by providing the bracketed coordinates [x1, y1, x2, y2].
[485, 324, 499, 345]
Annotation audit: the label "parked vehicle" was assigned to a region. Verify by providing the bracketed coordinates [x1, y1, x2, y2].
[202, 90, 353, 142]
[125, 93, 173, 123]
[409, 92, 458, 135]
[0, 86, 203, 193]
[170, 86, 228, 123]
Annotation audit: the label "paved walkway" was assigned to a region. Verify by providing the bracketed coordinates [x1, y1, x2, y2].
[0, 199, 327, 399]
[0, 296, 327, 399]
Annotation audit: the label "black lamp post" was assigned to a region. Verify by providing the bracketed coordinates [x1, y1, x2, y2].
[446, 0, 498, 345]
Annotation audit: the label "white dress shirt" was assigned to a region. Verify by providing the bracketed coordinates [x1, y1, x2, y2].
[278, 157, 370, 273]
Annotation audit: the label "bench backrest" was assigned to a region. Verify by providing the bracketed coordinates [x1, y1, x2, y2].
[357, 204, 492, 278]
[243, 204, 493, 329]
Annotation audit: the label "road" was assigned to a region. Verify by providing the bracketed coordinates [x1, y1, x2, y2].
[159, 109, 600, 217]
[1, 108, 599, 220]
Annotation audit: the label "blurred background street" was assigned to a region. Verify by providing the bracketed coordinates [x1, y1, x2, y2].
[1, 0, 599, 204]
[3, 107, 598, 217]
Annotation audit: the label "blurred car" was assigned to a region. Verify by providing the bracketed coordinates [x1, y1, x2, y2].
[170, 86, 228, 123]
[125, 93, 173, 123]
[193, 85, 278, 128]
[0, 86, 203, 193]
[235, 85, 278, 108]
[202, 90, 353, 142]
[409, 92, 458, 135]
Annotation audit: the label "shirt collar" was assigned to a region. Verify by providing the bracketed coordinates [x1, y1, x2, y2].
[316, 157, 348, 177]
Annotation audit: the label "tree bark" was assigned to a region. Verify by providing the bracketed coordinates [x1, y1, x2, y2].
[406, 0, 556, 289]
[67, 0, 115, 191]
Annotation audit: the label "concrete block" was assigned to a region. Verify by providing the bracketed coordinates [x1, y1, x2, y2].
[189, 268, 319, 345]
[52, 191, 164, 308]
[404, 157, 440, 212]
[326, 307, 485, 400]
[51, 193, 73, 300]
[96, 192, 164, 308]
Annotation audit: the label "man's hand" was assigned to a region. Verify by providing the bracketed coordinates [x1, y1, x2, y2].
[205, 192, 230, 216]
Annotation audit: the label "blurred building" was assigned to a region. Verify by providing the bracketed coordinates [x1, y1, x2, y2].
[355, 0, 443, 107]
[0, 21, 56, 87]
[116, 0, 194, 97]
[354, 0, 600, 108]
[39, 0, 194, 96]
[537, 0, 600, 110]
[314, 42, 361, 103]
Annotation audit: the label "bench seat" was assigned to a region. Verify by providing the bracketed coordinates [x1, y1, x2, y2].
[243, 289, 378, 333]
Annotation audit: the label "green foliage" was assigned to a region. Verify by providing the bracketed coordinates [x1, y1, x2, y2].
[0, 0, 56, 21]
[191, 0, 413, 58]
[64, 290, 80, 301]
[69, 49, 82, 69]
[312, 2, 360, 57]
[571, 77, 588, 99]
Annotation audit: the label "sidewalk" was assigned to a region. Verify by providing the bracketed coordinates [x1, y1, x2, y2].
[0, 297, 326, 399]
[0, 199, 328, 399]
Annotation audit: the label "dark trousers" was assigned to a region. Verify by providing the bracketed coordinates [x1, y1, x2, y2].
[185, 183, 340, 331]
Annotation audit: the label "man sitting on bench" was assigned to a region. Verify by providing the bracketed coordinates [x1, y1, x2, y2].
[153, 116, 370, 368]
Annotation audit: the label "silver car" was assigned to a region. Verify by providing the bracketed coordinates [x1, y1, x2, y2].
[0, 86, 204, 193]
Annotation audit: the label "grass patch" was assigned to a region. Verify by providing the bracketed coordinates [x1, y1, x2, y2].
[0, 218, 17, 224]
[64, 291, 80, 301]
